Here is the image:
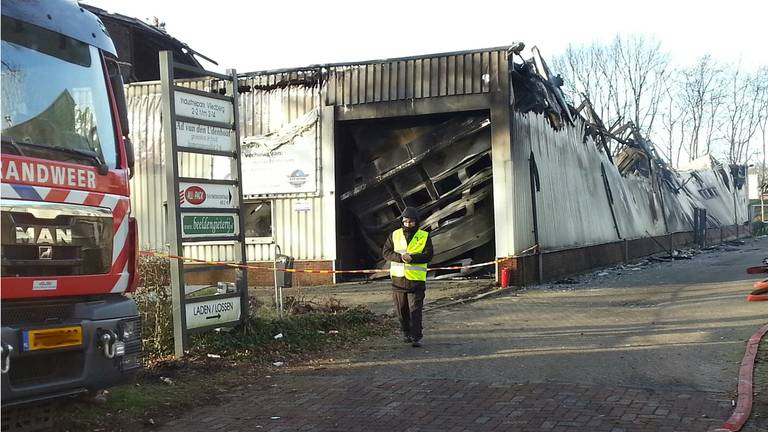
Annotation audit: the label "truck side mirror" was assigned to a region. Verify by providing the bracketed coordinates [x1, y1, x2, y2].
[105, 56, 134, 174]
[124, 136, 135, 176]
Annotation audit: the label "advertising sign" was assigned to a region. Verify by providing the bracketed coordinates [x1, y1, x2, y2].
[237, 110, 318, 196]
[179, 182, 238, 209]
[180, 213, 238, 239]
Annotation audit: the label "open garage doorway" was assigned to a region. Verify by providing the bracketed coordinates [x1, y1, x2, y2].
[335, 110, 496, 281]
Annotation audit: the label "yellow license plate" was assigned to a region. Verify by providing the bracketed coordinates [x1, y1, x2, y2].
[23, 326, 82, 351]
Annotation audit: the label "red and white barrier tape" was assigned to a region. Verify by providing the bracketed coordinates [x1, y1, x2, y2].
[140, 250, 501, 275]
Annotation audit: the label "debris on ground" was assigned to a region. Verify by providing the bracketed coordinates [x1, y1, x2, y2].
[554, 277, 579, 285]
[532, 241, 753, 292]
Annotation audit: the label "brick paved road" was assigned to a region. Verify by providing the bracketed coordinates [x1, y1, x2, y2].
[162, 375, 734, 432]
[159, 240, 767, 432]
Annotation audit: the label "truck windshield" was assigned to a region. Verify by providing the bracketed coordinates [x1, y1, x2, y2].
[1, 16, 117, 169]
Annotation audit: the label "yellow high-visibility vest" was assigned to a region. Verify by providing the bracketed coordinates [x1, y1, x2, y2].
[390, 228, 429, 281]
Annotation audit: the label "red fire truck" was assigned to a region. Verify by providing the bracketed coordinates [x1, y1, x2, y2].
[1, 0, 141, 410]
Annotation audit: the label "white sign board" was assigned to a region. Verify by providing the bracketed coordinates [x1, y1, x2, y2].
[174, 91, 234, 125]
[176, 121, 235, 152]
[185, 296, 241, 329]
[179, 182, 238, 209]
[180, 213, 239, 239]
[236, 110, 318, 196]
[294, 200, 312, 212]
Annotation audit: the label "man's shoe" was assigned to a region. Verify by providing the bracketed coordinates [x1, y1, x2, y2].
[411, 339, 422, 348]
[402, 334, 413, 343]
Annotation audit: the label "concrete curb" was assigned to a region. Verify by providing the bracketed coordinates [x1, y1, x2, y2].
[715, 323, 768, 432]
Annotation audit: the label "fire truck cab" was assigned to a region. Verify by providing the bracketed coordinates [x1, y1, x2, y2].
[1, 0, 141, 409]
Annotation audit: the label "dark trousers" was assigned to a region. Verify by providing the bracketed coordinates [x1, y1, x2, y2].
[392, 289, 425, 340]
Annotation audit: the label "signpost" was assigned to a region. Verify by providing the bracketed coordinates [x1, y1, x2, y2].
[160, 51, 248, 358]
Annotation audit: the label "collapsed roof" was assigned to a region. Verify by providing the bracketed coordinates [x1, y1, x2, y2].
[81, 3, 215, 83]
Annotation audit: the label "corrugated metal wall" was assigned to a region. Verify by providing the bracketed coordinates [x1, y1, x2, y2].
[326, 49, 505, 105]
[127, 73, 334, 262]
[238, 71, 332, 261]
[511, 112, 748, 254]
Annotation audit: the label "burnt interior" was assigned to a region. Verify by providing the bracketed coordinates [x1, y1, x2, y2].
[335, 111, 495, 281]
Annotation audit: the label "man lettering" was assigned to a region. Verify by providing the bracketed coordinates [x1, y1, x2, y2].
[37, 164, 50, 183]
[66, 167, 76, 186]
[5, 161, 19, 181]
[21, 162, 34, 182]
[51, 166, 66, 184]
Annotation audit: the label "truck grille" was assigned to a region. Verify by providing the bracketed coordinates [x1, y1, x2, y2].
[1, 299, 76, 326]
[8, 351, 84, 388]
[0, 199, 113, 276]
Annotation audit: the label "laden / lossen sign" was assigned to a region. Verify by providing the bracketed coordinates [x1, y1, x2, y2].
[185, 296, 241, 329]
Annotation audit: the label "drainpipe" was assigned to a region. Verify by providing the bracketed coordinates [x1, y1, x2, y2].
[529, 152, 542, 283]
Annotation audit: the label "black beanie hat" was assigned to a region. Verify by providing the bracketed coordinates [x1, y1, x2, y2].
[400, 206, 419, 221]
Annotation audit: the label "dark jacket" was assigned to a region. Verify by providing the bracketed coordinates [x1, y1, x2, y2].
[382, 228, 434, 292]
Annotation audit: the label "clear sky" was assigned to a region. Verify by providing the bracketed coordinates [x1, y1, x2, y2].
[83, 0, 766, 74]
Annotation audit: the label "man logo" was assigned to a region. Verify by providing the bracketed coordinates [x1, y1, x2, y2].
[39, 246, 53, 260]
[15, 227, 72, 244]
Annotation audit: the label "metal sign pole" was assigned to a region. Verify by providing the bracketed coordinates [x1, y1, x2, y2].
[160, 51, 248, 359]
[159, 51, 188, 358]
[227, 68, 249, 324]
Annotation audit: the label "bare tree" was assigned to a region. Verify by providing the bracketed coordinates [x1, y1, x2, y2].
[658, 73, 686, 167]
[553, 34, 669, 144]
[722, 68, 763, 164]
[755, 67, 768, 210]
[612, 35, 670, 138]
[554, 43, 617, 124]
[677, 55, 726, 162]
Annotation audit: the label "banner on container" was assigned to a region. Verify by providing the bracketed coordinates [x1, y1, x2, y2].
[227, 110, 318, 196]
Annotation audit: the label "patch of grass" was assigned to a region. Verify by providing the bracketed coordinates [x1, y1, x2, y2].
[57, 307, 394, 432]
[190, 305, 386, 358]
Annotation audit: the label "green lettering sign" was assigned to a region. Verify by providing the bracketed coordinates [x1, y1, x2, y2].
[182, 215, 236, 236]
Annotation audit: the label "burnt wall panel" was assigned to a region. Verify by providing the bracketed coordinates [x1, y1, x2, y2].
[415, 60, 424, 98]
[325, 48, 505, 106]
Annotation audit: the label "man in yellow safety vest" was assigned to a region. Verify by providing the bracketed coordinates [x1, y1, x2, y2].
[382, 207, 434, 347]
